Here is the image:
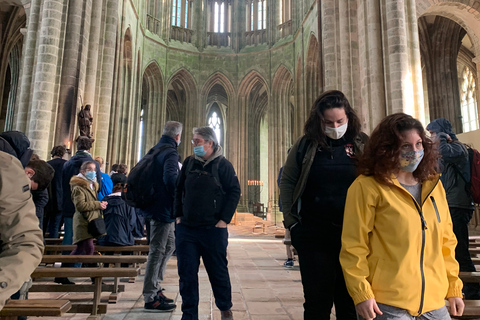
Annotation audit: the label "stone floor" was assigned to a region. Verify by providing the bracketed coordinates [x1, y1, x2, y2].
[28, 219, 317, 320]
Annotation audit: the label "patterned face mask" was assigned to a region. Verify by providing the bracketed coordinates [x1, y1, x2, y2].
[399, 149, 424, 172]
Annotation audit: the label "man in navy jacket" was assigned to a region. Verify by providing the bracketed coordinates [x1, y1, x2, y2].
[141, 121, 182, 312]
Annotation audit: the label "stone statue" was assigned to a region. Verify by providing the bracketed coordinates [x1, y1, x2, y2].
[78, 104, 93, 138]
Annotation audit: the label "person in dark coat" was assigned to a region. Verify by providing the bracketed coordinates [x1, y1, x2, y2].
[55, 136, 101, 285]
[141, 121, 182, 312]
[175, 126, 241, 320]
[26, 159, 55, 230]
[427, 118, 478, 299]
[98, 173, 137, 247]
[44, 146, 67, 238]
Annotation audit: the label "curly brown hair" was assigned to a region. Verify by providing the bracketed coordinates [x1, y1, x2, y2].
[358, 113, 438, 185]
[304, 90, 361, 148]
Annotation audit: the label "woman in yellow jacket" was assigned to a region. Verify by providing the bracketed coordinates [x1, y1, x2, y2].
[340, 113, 464, 320]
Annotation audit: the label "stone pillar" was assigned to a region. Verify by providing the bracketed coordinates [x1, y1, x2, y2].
[93, 0, 118, 160]
[419, 16, 465, 132]
[14, 0, 41, 132]
[338, 0, 361, 115]
[55, 0, 92, 148]
[84, 0, 104, 105]
[473, 56, 480, 122]
[357, 0, 386, 131]
[27, 0, 64, 159]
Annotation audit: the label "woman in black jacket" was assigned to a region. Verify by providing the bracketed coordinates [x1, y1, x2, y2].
[280, 90, 367, 320]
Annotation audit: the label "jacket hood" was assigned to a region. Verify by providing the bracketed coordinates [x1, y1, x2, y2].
[0, 131, 33, 168]
[103, 195, 124, 207]
[426, 118, 458, 141]
[195, 145, 223, 166]
[70, 175, 99, 191]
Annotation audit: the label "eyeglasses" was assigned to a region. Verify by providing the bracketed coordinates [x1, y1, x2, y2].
[191, 139, 205, 146]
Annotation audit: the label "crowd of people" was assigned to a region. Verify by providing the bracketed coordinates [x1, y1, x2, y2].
[0, 89, 477, 320]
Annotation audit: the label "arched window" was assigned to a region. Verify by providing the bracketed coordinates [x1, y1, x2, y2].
[278, 0, 292, 37]
[460, 66, 478, 132]
[208, 103, 224, 146]
[172, 0, 193, 29]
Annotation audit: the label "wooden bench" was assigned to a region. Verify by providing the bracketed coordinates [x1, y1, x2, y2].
[44, 238, 149, 245]
[31, 267, 140, 318]
[44, 244, 150, 255]
[0, 299, 71, 320]
[37, 255, 147, 302]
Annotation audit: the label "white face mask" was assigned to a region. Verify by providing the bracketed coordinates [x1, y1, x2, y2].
[325, 121, 348, 140]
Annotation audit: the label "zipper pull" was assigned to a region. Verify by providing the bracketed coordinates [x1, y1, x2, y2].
[421, 214, 428, 230]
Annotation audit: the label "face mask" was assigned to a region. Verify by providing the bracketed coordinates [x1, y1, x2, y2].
[194, 145, 206, 157]
[399, 149, 424, 172]
[325, 121, 348, 140]
[177, 140, 181, 146]
[85, 171, 96, 180]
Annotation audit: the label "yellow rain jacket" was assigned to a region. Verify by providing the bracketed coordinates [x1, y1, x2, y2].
[340, 174, 463, 316]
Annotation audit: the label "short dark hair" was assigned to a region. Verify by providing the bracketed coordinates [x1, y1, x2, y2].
[111, 164, 119, 172]
[26, 160, 55, 191]
[76, 136, 93, 151]
[304, 90, 361, 148]
[111, 173, 127, 192]
[51, 145, 66, 158]
[358, 113, 438, 184]
[117, 163, 127, 174]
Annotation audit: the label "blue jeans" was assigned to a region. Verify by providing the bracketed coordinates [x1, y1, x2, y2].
[176, 223, 232, 319]
[142, 220, 175, 303]
[358, 303, 450, 320]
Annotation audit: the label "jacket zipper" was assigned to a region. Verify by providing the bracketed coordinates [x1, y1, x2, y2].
[431, 196, 441, 223]
[412, 178, 439, 316]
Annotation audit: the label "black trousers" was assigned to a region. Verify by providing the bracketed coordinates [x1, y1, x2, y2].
[291, 223, 356, 320]
[450, 207, 480, 299]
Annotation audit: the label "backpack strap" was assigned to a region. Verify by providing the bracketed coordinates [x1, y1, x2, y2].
[296, 136, 310, 167]
[184, 155, 225, 195]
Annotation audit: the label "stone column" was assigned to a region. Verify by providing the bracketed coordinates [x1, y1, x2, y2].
[419, 16, 465, 132]
[473, 56, 480, 122]
[27, 0, 64, 158]
[14, 0, 41, 132]
[338, 0, 361, 114]
[84, 0, 104, 105]
[55, 0, 92, 147]
[93, 0, 118, 160]
[357, 0, 386, 131]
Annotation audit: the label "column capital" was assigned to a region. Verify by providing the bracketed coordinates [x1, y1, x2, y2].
[473, 56, 480, 65]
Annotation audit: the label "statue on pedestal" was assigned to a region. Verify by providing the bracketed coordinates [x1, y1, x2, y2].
[78, 104, 93, 138]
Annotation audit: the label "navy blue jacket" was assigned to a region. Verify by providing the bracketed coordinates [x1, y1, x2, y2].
[139, 135, 179, 222]
[62, 152, 102, 218]
[97, 195, 137, 246]
[45, 157, 67, 214]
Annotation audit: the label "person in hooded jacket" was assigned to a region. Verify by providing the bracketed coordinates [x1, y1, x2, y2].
[175, 126, 241, 320]
[70, 161, 107, 256]
[340, 113, 464, 320]
[45, 146, 67, 238]
[98, 173, 137, 247]
[426, 118, 478, 300]
[280, 90, 367, 320]
[56, 136, 102, 284]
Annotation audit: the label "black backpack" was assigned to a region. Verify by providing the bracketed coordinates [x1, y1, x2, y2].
[124, 145, 173, 208]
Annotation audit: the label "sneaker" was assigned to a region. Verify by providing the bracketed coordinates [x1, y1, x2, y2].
[283, 259, 294, 268]
[221, 310, 233, 320]
[54, 277, 75, 285]
[157, 290, 174, 303]
[144, 297, 176, 312]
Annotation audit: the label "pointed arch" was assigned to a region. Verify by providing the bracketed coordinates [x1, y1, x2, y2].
[270, 64, 294, 214]
[141, 60, 164, 154]
[234, 70, 269, 212]
[305, 34, 322, 110]
[167, 68, 198, 159]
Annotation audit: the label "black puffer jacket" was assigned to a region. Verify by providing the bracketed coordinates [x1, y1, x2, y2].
[97, 195, 137, 246]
